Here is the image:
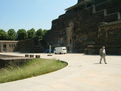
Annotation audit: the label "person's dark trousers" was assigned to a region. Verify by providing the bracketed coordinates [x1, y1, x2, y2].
[100, 56, 107, 64]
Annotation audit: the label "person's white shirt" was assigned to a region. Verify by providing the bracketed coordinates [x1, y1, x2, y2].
[103, 48, 106, 54]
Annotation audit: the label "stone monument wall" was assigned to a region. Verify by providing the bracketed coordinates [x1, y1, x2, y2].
[45, 0, 121, 54]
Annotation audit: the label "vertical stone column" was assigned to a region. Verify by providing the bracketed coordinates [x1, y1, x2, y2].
[6, 43, 9, 52]
[105, 30, 108, 39]
[92, 5, 96, 14]
[66, 22, 74, 53]
[117, 12, 121, 20]
[104, 9, 107, 16]
[0, 43, 1, 52]
[98, 28, 101, 38]
[0, 43, 3, 52]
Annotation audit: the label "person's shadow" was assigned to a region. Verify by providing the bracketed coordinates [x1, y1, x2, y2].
[94, 63, 100, 64]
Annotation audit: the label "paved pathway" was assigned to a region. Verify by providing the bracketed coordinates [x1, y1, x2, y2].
[0, 53, 121, 91]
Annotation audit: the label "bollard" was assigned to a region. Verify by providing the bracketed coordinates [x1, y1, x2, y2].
[25, 54, 29, 57]
[35, 55, 40, 58]
[30, 55, 34, 58]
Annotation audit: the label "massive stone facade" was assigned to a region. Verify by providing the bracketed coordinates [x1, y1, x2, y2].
[46, 0, 121, 54]
[98, 20, 121, 54]
[78, 0, 84, 3]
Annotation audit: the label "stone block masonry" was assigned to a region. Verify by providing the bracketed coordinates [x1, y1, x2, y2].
[45, 0, 121, 55]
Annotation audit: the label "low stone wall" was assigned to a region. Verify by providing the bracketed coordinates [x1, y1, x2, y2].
[0, 55, 33, 68]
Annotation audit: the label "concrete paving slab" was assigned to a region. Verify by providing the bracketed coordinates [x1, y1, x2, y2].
[0, 53, 121, 91]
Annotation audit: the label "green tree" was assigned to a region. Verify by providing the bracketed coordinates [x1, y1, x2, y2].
[17, 29, 27, 40]
[35, 29, 43, 40]
[0, 29, 7, 40]
[42, 29, 48, 37]
[27, 28, 35, 39]
[7, 29, 16, 40]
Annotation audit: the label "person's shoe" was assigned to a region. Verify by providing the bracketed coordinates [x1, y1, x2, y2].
[100, 63, 101, 64]
[105, 63, 107, 64]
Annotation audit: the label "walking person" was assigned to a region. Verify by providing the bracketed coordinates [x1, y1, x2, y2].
[99, 46, 107, 64]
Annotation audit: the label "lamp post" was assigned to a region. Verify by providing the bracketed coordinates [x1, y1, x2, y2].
[49, 45, 51, 54]
[48, 44, 52, 56]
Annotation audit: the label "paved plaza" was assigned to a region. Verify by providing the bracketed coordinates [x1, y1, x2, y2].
[0, 53, 121, 91]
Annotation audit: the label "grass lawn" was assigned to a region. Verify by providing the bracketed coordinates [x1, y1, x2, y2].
[0, 58, 68, 83]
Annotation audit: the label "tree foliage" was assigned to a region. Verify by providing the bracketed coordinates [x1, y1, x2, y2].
[7, 29, 16, 40]
[17, 29, 27, 40]
[0, 29, 7, 40]
[0, 28, 48, 41]
[27, 28, 35, 39]
[42, 29, 48, 36]
[35, 29, 43, 40]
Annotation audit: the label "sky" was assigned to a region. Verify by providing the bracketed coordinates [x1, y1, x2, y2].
[0, 0, 77, 31]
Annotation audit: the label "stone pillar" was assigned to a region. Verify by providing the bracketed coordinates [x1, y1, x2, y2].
[66, 22, 74, 53]
[117, 12, 121, 20]
[92, 5, 96, 14]
[0, 43, 1, 52]
[98, 28, 101, 38]
[106, 30, 108, 39]
[104, 9, 107, 16]
[0, 43, 3, 52]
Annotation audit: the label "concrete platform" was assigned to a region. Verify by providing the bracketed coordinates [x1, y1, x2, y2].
[0, 57, 32, 61]
[0, 53, 33, 68]
[0, 53, 121, 91]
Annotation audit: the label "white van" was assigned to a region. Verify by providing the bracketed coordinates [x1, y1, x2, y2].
[54, 47, 67, 54]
